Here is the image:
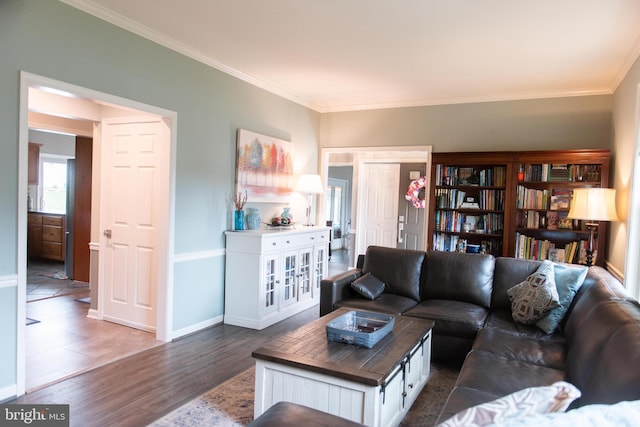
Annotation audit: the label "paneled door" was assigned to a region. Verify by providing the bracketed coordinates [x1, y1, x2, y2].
[100, 117, 170, 332]
[357, 163, 400, 255]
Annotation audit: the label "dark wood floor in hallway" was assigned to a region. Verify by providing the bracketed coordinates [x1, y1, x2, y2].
[11, 306, 320, 427]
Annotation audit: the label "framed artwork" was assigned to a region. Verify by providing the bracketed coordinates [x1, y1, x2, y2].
[235, 129, 294, 203]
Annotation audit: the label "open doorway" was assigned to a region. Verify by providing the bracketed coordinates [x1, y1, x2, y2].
[321, 146, 432, 267]
[17, 72, 176, 395]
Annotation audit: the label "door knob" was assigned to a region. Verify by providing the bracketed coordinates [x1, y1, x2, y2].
[104, 229, 112, 238]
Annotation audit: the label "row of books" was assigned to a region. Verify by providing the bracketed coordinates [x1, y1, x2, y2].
[435, 188, 505, 210]
[518, 163, 602, 183]
[435, 165, 507, 187]
[433, 233, 501, 255]
[516, 210, 577, 230]
[516, 186, 552, 209]
[434, 211, 504, 234]
[514, 233, 595, 264]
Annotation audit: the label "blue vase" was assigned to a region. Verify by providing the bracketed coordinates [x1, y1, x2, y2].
[234, 210, 245, 231]
[247, 208, 261, 230]
[281, 207, 293, 223]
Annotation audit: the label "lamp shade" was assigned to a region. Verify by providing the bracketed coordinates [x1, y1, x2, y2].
[567, 188, 618, 221]
[295, 174, 324, 194]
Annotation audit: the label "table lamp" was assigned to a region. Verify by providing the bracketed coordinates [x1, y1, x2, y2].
[567, 188, 618, 266]
[295, 174, 324, 226]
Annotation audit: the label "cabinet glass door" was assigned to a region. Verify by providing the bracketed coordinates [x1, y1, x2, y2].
[263, 254, 278, 313]
[313, 245, 327, 296]
[298, 249, 312, 301]
[282, 251, 297, 306]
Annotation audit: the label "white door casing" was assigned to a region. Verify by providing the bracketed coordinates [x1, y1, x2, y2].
[357, 163, 400, 255]
[100, 117, 170, 332]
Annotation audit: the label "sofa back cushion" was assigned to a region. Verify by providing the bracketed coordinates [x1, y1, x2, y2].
[492, 257, 542, 311]
[422, 251, 495, 308]
[578, 302, 640, 405]
[362, 246, 425, 302]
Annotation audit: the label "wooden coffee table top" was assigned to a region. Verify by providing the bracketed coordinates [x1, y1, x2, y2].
[252, 308, 434, 386]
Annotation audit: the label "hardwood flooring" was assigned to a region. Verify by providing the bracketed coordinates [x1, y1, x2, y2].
[12, 249, 349, 426]
[26, 291, 162, 391]
[11, 306, 320, 427]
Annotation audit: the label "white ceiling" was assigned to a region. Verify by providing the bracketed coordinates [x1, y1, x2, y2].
[62, 0, 640, 113]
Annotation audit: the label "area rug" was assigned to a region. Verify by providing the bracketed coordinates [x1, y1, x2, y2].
[41, 271, 69, 280]
[149, 362, 458, 427]
[74, 297, 91, 304]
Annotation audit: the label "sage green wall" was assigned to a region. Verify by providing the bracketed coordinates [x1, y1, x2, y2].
[0, 0, 320, 396]
[611, 55, 640, 276]
[320, 96, 612, 152]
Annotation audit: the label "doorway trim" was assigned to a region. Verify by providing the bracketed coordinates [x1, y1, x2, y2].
[320, 146, 432, 263]
[17, 71, 178, 396]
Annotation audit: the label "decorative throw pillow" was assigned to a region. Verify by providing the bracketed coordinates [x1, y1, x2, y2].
[484, 399, 640, 427]
[507, 260, 560, 324]
[350, 273, 385, 300]
[536, 262, 588, 334]
[437, 381, 581, 427]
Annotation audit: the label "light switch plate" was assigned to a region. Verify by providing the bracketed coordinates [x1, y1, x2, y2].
[409, 171, 421, 180]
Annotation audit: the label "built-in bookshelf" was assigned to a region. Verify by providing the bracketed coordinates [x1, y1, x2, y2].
[513, 150, 610, 266]
[428, 150, 611, 266]
[429, 152, 513, 257]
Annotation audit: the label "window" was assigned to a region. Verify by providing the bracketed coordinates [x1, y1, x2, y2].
[41, 157, 68, 214]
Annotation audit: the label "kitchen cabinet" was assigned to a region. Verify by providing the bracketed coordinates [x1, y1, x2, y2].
[28, 212, 65, 261]
[224, 227, 330, 330]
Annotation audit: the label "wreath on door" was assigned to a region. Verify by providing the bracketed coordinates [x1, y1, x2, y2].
[406, 176, 427, 208]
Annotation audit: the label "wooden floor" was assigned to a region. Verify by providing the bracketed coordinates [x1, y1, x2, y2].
[12, 306, 320, 427]
[12, 249, 350, 426]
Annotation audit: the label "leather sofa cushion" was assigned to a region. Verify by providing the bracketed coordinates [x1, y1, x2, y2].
[422, 251, 495, 308]
[471, 327, 566, 370]
[565, 299, 640, 392]
[484, 311, 565, 342]
[437, 386, 502, 424]
[492, 257, 542, 311]
[580, 314, 640, 405]
[404, 299, 488, 338]
[455, 350, 565, 398]
[335, 293, 418, 315]
[362, 246, 425, 302]
[563, 266, 630, 334]
[248, 401, 362, 427]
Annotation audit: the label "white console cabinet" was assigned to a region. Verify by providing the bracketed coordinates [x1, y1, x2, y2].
[224, 227, 330, 329]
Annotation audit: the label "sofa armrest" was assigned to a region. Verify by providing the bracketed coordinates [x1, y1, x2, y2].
[320, 268, 362, 316]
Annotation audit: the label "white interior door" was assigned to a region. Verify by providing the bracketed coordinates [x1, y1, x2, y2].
[100, 117, 170, 332]
[357, 163, 400, 254]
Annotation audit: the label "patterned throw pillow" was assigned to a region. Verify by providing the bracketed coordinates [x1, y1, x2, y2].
[350, 273, 386, 300]
[507, 260, 560, 324]
[437, 381, 581, 427]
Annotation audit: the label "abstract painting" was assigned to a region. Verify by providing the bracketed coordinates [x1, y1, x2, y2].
[235, 129, 294, 203]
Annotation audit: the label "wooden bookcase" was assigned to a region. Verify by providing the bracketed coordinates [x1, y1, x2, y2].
[428, 149, 610, 267]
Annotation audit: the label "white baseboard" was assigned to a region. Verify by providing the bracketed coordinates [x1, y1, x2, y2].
[171, 315, 223, 339]
[87, 309, 99, 320]
[605, 261, 624, 282]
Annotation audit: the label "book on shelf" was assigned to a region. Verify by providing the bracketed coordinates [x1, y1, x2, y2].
[548, 247, 565, 263]
[547, 211, 559, 230]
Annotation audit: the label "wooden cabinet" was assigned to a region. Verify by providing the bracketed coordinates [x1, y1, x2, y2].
[429, 152, 514, 257]
[513, 150, 610, 266]
[28, 213, 43, 259]
[28, 143, 42, 185]
[224, 227, 330, 330]
[28, 213, 65, 261]
[428, 150, 610, 266]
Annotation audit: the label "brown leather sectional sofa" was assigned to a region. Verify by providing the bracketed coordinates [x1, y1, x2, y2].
[320, 246, 640, 423]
